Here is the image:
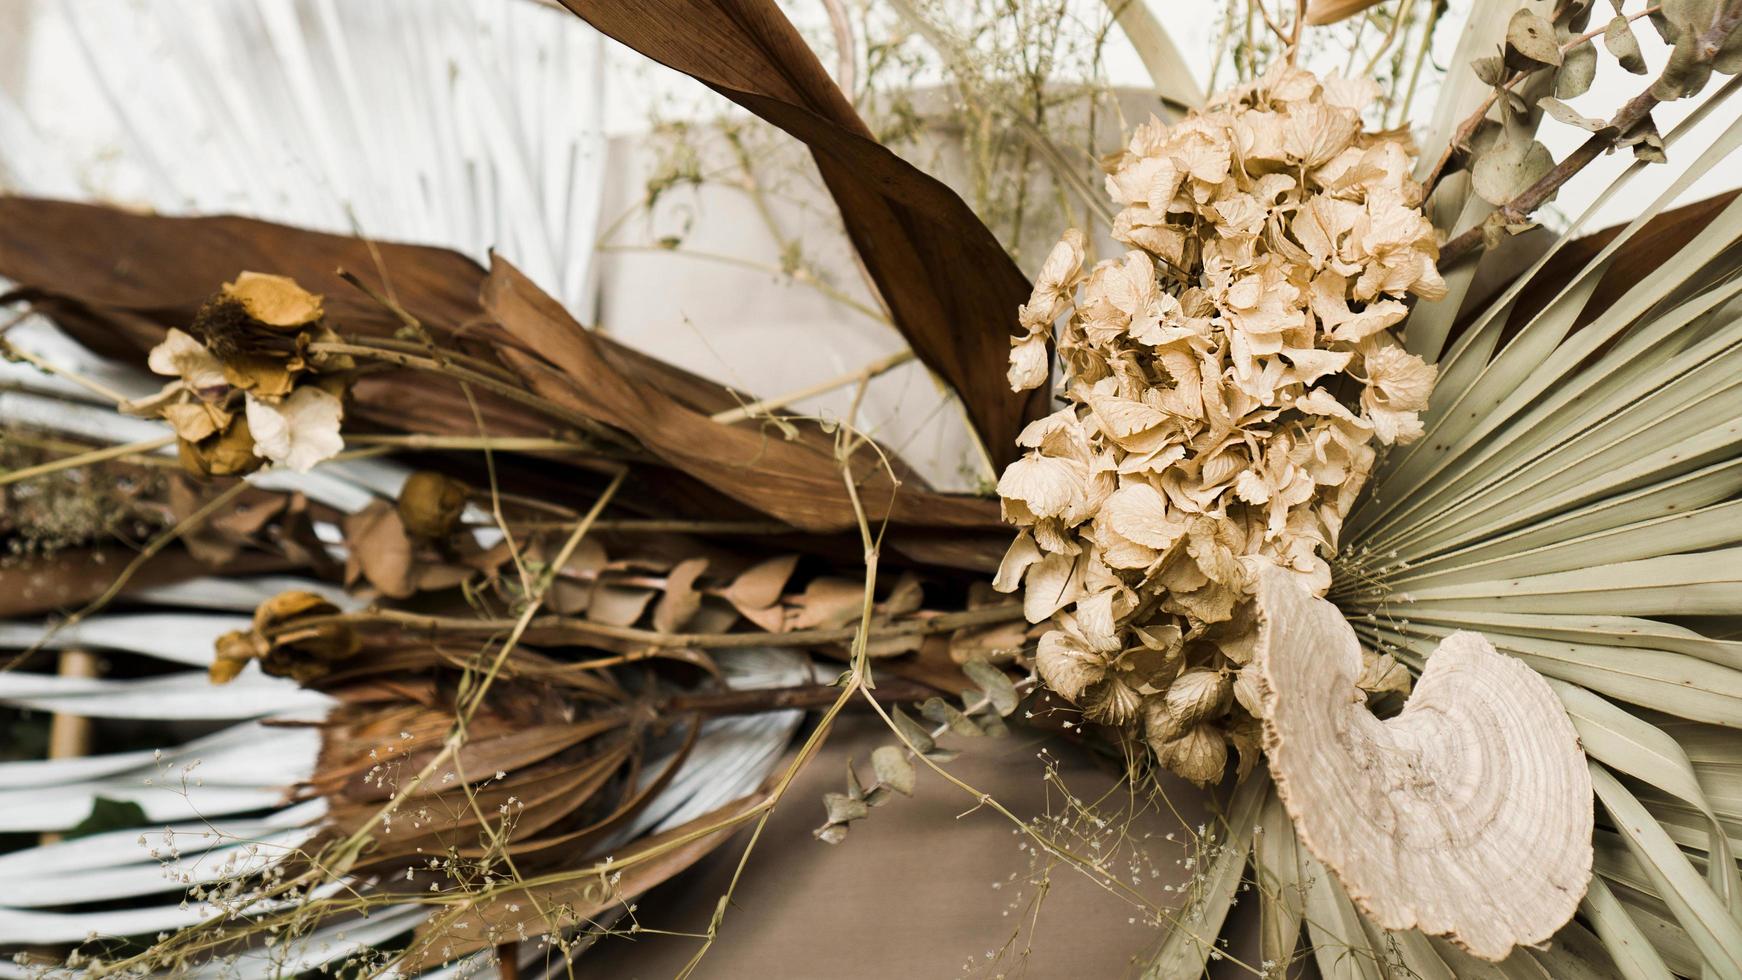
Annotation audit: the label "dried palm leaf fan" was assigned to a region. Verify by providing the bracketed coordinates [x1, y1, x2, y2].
[4, 0, 1742, 978]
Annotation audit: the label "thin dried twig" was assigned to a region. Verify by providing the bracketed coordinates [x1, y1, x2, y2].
[710, 349, 914, 425]
[280, 602, 1024, 651]
[0, 434, 176, 488]
[0, 334, 133, 404]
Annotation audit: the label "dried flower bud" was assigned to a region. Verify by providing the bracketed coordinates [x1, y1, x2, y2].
[209, 590, 360, 686]
[190, 272, 323, 366]
[398, 471, 470, 539]
[222, 272, 323, 329]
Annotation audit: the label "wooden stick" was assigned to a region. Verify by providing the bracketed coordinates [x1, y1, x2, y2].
[39, 649, 98, 846]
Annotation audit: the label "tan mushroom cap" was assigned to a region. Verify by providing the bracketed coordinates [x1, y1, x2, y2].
[1252, 565, 1592, 961]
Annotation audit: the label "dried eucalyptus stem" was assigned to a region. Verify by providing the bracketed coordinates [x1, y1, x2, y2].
[1439, 0, 1742, 265]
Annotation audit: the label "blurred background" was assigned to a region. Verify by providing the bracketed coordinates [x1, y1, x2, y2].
[5, 0, 1737, 497]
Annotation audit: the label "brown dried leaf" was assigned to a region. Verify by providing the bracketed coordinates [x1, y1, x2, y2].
[0, 198, 1005, 545]
[397, 471, 469, 539]
[724, 554, 800, 613]
[652, 557, 710, 633]
[587, 584, 657, 627]
[171, 479, 286, 566]
[947, 619, 1028, 664]
[863, 630, 925, 658]
[342, 500, 416, 599]
[548, 539, 608, 615]
[553, 0, 1043, 467]
[483, 257, 1002, 533]
[879, 572, 924, 617]
[790, 576, 868, 630]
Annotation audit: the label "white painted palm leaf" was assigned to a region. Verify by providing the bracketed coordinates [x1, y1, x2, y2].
[0, 0, 605, 309]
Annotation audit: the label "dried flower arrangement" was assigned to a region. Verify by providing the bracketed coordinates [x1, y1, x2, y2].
[1, 0, 1742, 977]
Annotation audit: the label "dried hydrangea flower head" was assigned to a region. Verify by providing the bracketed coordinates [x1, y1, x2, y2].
[996, 61, 1442, 785]
[130, 272, 349, 475]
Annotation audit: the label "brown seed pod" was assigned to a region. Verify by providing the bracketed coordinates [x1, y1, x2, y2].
[397, 470, 470, 540]
[210, 590, 360, 685]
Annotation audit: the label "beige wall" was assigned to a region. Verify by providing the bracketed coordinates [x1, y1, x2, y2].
[0, 2, 29, 100]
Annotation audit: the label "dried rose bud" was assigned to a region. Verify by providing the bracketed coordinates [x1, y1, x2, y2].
[222, 272, 323, 330]
[397, 471, 470, 539]
[190, 271, 323, 366]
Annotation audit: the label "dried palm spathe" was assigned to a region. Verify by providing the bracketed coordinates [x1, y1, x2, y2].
[997, 62, 1441, 784]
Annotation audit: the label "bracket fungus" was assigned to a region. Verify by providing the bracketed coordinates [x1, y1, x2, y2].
[1252, 565, 1592, 961]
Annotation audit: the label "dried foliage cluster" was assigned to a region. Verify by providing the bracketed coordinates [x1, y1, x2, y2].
[996, 63, 1436, 784]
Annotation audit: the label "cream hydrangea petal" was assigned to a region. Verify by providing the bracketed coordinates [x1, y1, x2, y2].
[993, 531, 1042, 593]
[246, 387, 345, 472]
[996, 452, 1085, 519]
[1022, 552, 1083, 623]
[147, 327, 227, 392]
[1007, 332, 1050, 392]
[1035, 628, 1105, 701]
[1102, 482, 1186, 550]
